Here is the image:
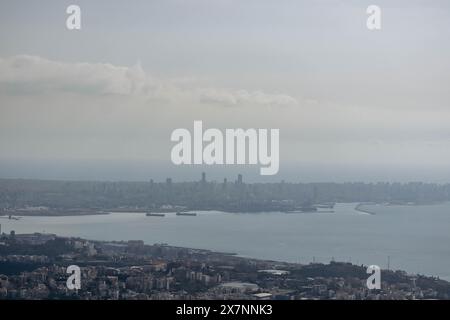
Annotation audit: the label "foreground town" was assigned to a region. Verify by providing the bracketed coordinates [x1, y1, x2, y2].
[1, 232, 449, 300]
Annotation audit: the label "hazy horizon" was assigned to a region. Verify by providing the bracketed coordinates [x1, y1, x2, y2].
[1, 161, 450, 184]
[1, 1, 450, 183]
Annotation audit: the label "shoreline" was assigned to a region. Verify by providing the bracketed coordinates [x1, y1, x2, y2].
[0, 210, 110, 217]
[354, 203, 377, 215]
[2, 201, 447, 217]
[5, 232, 450, 284]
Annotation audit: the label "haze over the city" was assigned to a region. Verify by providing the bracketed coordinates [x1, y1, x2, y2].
[1, 0, 450, 182]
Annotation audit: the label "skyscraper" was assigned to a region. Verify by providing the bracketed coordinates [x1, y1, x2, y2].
[201, 172, 206, 183]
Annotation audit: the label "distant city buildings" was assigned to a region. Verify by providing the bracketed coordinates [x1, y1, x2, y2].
[201, 172, 206, 184]
[1, 177, 447, 215]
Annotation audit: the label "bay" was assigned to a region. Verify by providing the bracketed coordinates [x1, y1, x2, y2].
[1, 202, 450, 281]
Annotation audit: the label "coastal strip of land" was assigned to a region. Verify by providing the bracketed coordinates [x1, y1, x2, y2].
[0, 209, 110, 217]
[354, 203, 377, 215]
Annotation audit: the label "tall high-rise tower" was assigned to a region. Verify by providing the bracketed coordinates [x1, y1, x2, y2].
[201, 172, 206, 183]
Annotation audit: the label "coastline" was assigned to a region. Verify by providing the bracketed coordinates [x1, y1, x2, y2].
[353, 201, 448, 215]
[2, 232, 450, 300]
[0, 210, 110, 217]
[354, 203, 377, 215]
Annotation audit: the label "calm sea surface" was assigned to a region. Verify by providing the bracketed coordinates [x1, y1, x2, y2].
[2, 203, 450, 280]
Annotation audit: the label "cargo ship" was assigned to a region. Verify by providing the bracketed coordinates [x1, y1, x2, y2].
[146, 213, 165, 217]
[176, 212, 197, 216]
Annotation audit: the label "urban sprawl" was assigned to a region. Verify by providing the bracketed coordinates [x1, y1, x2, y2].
[1, 232, 449, 300]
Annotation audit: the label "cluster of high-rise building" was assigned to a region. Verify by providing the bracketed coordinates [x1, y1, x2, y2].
[2, 176, 450, 214]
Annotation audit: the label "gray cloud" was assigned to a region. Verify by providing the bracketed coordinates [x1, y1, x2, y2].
[0, 55, 147, 95]
[198, 88, 298, 107]
[0, 55, 298, 107]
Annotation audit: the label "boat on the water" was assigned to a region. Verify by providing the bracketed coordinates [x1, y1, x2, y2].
[176, 212, 197, 216]
[146, 213, 165, 217]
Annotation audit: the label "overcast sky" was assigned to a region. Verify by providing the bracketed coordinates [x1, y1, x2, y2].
[1, 0, 450, 182]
